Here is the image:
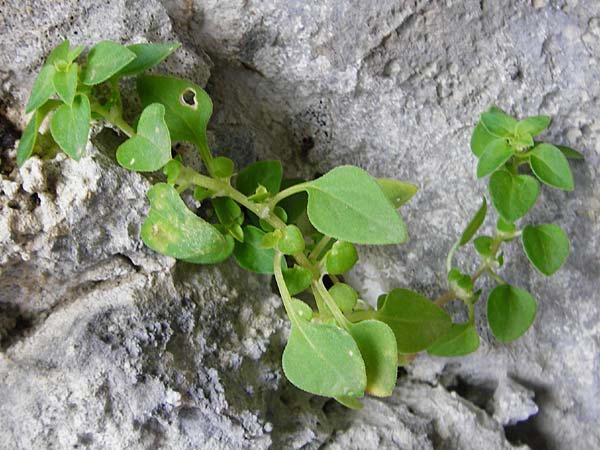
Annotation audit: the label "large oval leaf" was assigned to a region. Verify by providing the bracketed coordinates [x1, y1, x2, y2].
[427, 323, 480, 357]
[348, 320, 398, 397]
[116, 42, 181, 78]
[141, 183, 231, 263]
[529, 143, 574, 191]
[305, 166, 407, 244]
[137, 75, 212, 149]
[489, 170, 539, 222]
[116, 103, 172, 172]
[50, 94, 91, 161]
[282, 321, 366, 398]
[236, 160, 282, 195]
[26, 65, 56, 113]
[476, 139, 514, 178]
[521, 224, 569, 276]
[375, 288, 452, 353]
[470, 122, 497, 157]
[82, 41, 136, 85]
[487, 284, 536, 342]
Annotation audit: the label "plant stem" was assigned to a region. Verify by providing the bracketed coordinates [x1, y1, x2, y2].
[273, 251, 299, 327]
[446, 241, 460, 273]
[91, 103, 135, 137]
[309, 235, 331, 261]
[313, 277, 352, 331]
[269, 182, 310, 208]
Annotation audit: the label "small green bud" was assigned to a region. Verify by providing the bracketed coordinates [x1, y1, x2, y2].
[248, 185, 270, 202]
[325, 241, 358, 275]
[277, 224, 305, 255]
[328, 283, 358, 313]
[261, 230, 281, 249]
[228, 223, 244, 242]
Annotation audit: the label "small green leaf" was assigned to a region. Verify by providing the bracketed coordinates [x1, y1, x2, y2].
[470, 122, 497, 157]
[116, 103, 171, 171]
[497, 217, 516, 233]
[116, 42, 181, 77]
[459, 197, 487, 246]
[47, 40, 71, 65]
[557, 145, 584, 160]
[521, 224, 570, 276]
[376, 293, 388, 310]
[515, 115, 551, 137]
[137, 75, 212, 150]
[212, 156, 235, 178]
[477, 140, 514, 178]
[16, 100, 61, 166]
[212, 197, 243, 227]
[375, 288, 452, 353]
[82, 41, 136, 85]
[489, 170, 539, 222]
[282, 321, 366, 398]
[67, 44, 84, 62]
[306, 166, 407, 244]
[480, 109, 517, 137]
[26, 65, 57, 113]
[50, 94, 91, 160]
[473, 236, 493, 256]
[164, 159, 183, 185]
[141, 183, 232, 263]
[283, 265, 313, 296]
[52, 63, 78, 105]
[335, 396, 363, 410]
[328, 283, 358, 313]
[325, 241, 359, 275]
[277, 225, 305, 255]
[529, 143, 574, 191]
[512, 132, 534, 149]
[487, 284, 536, 342]
[427, 323, 480, 357]
[375, 178, 418, 208]
[236, 160, 283, 196]
[279, 179, 308, 223]
[233, 225, 275, 274]
[348, 320, 398, 397]
[291, 298, 313, 321]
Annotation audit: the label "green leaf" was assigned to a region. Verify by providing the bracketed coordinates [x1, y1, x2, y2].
[489, 170, 539, 222]
[67, 44, 84, 63]
[305, 166, 407, 244]
[529, 143, 574, 191]
[116, 42, 181, 77]
[291, 298, 313, 321]
[141, 183, 232, 263]
[50, 94, 91, 160]
[116, 103, 171, 172]
[47, 40, 71, 65]
[212, 197, 243, 227]
[283, 265, 313, 296]
[328, 283, 358, 313]
[480, 110, 517, 137]
[459, 197, 487, 246]
[282, 321, 366, 398]
[277, 224, 305, 255]
[375, 178, 418, 208]
[473, 236, 493, 256]
[515, 115, 551, 137]
[521, 224, 570, 276]
[375, 288, 452, 353]
[557, 145, 584, 160]
[26, 65, 56, 113]
[335, 396, 363, 410]
[52, 63, 78, 105]
[82, 41, 136, 85]
[348, 320, 398, 397]
[137, 75, 212, 150]
[427, 323, 480, 357]
[212, 156, 235, 178]
[16, 100, 61, 166]
[470, 122, 497, 157]
[236, 160, 283, 196]
[279, 179, 308, 223]
[511, 133, 534, 149]
[477, 140, 514, 178]
[487, 284, 536, 342]
[233, 225, 275, 274]
[325, 241, 359, 275]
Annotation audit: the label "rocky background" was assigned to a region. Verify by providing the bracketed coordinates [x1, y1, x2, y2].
[1, 0, 599, 449]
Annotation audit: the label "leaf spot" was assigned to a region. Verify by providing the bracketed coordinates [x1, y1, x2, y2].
[129, 158, 135, 165]
[348, 350, 353, 357]
[152, 224, 159, 235]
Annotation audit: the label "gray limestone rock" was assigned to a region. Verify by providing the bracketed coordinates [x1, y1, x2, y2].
[1, 0, 599, 449]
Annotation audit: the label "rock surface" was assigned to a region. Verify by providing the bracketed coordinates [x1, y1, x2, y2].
[1, 0, 599, 449]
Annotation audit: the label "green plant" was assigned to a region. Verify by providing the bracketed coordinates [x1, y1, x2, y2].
[17, 40, 584, 407]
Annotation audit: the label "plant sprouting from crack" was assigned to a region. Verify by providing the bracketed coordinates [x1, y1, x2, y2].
[17, 40, 584, 408]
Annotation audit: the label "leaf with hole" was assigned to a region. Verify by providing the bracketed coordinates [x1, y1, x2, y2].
[236, 160, 282, 196]
[489, 170, 539, 222]
[305, 166, 407, 244]
[515, 115, 551, 137]
[459, 197, 487, 246]
[282, 320, 366, 398]
[16, 100, 61, 166]
[521, 224, 569, 276]
[427, 323, 480, 356]
[477, 139, 514, 178]
[26, 65, 57, 113]
[487, 284, 536, 342]
[233, 225, 275, 274]
[82, 41, 135, 85]
[50, 94, 91, 160]
[141, 183, 233, 263]
[529, 143, 574, 191]
[116, 42, 181, 77]
[375, 288, 452, 353]
[137, 75, 212, 150]
[348, 320, 398, 397]
[376, 178, 418, 208]
[116, 103, 171, 172]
